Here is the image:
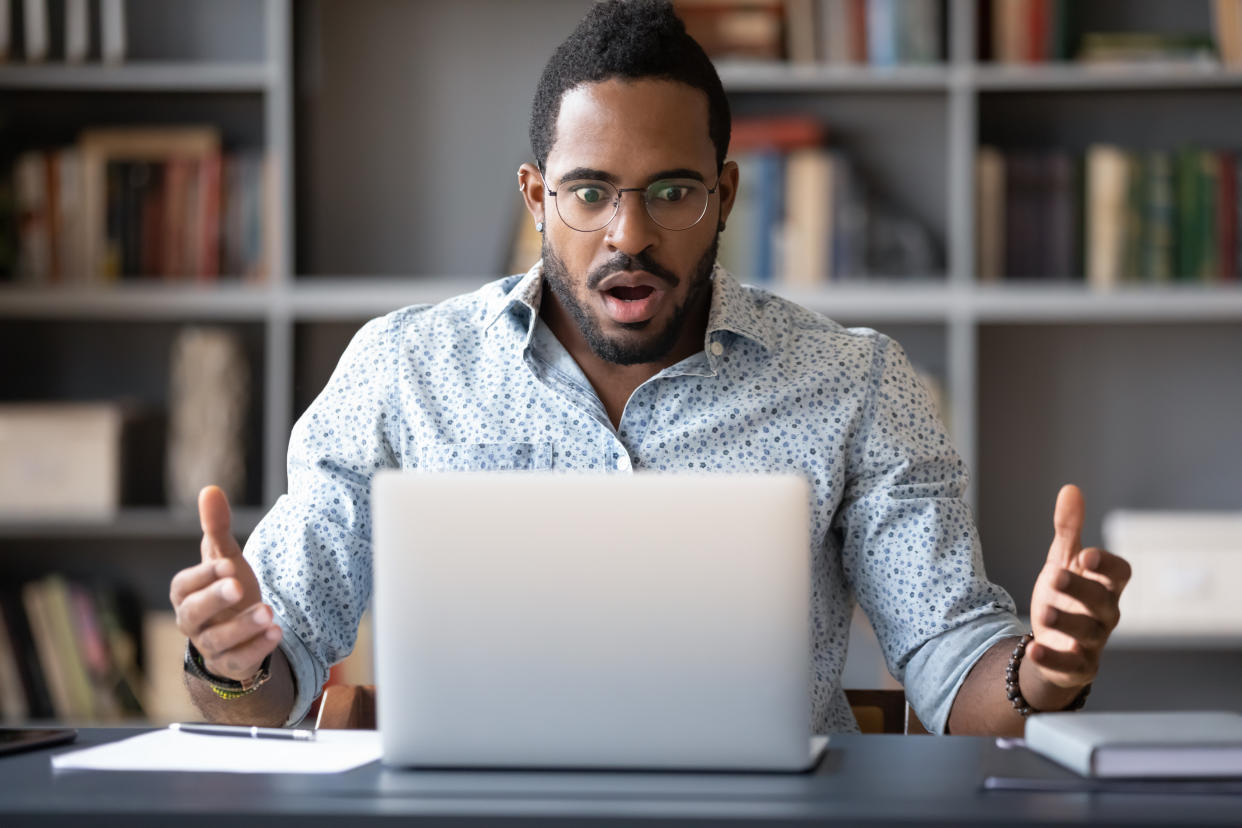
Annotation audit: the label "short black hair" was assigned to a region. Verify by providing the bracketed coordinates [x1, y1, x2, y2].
[529, 0, 731, 174]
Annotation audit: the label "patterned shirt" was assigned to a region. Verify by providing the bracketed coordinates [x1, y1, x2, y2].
[245, 261, 1023, 731]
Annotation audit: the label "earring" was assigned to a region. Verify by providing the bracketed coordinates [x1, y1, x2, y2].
[536, 222, 544, 233]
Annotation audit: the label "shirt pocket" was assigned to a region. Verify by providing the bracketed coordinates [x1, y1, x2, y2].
[414, 441, 554, 472]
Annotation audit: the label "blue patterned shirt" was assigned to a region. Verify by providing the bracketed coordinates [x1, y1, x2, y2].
[245, 261, 1023, 731]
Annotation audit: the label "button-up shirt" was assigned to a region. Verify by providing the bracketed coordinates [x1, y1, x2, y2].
[245, 261, 1023, 731]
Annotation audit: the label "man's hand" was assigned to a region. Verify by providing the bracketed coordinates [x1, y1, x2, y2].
[1026, 484, 1131, 696]
[169, 486, 283, 681]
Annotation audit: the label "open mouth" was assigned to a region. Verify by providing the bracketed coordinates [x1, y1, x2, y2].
[599, 284, 665, 324]
[607, 285, 656, 302]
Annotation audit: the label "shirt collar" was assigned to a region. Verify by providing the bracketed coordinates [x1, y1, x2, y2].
[484, 259, 774, 354]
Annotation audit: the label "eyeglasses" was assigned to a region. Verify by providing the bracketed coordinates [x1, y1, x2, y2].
[543, 174, 719, 232]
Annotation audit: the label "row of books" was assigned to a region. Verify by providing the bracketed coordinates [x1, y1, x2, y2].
[983, 0, 1238, 66]
[4, 126, 273, 285]
[718, 116, 939, 286]
[975, 146, 1242, 287]
[0, 0, 128, 63]
[0, 576, 145, 723]
[675, 0, 943, 66]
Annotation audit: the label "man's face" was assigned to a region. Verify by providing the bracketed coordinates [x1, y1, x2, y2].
[531, 79, 735, 366]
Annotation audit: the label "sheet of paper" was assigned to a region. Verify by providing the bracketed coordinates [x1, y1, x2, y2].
[51, 728, 382, 773]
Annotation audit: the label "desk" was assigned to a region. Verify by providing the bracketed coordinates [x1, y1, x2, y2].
[1, 728, 1238, 826]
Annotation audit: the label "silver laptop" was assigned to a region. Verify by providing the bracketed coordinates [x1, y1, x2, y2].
[371, 471, 829, 771]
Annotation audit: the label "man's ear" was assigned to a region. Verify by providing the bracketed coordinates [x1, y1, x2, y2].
[716, 160, 740, 228]
[517, 163, 546, 228]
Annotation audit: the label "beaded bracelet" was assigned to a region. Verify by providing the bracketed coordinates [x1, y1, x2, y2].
[1005, 633, 1091, 717]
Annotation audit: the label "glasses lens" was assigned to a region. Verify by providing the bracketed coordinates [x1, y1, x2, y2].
[645, 179, 709, 230]
[557, 180, 618, 232]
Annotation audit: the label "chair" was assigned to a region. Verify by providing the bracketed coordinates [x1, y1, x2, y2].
[315, 684, 930, 734]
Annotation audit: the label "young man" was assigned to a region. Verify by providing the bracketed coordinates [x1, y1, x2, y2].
[170, 0, 1129, 734]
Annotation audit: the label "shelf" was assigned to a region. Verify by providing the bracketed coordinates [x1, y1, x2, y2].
[972, 61, 1242, 91]
[290, 276, 494, 320]
[0, 61, 275, 92]
[717, 60, 951, 92]
[0, 282, 276, 320]
[6, 279, 1242, 324]
[971, 283, 1242, 322]
[0, 507, 266, 540]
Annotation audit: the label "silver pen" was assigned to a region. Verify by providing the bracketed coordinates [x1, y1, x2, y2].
[170, 722, 316, 741]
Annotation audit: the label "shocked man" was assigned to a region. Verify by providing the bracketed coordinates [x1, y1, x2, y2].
[170, 0, 1130, 734]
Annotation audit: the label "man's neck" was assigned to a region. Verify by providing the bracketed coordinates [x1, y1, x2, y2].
[539, 285, 710, 430]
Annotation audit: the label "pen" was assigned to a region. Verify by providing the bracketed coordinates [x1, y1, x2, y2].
[170, 723, 316, 741]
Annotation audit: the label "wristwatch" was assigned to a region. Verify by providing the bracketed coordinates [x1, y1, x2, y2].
[184, 640, 273, 701]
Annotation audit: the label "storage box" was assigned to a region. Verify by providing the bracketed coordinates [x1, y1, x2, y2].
[1103, 511, 1242, 641]
[0, 403, 123, 519]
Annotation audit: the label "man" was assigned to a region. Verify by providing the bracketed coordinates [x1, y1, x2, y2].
[170, 0, 1130, 734]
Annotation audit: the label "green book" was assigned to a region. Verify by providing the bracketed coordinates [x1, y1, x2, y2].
[1199, 152, 1220, 282]
[1141, 151, 1174, 283]
[1175, 148, 1201, 281]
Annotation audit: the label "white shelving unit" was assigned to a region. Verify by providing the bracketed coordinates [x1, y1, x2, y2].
[3, 0, 1241, 545]
[4, 0, 1240, 721]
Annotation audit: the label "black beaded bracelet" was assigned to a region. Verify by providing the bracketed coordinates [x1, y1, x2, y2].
[1005, 633, 1091, 717]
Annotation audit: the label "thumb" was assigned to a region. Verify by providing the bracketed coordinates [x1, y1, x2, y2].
[198, 485, 242, 561]
[1049, 483, 1084, 569]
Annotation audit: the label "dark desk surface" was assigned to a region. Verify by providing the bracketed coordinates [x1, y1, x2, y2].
[1, 728, 1239, 827]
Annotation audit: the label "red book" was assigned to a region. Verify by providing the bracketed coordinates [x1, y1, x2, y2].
[1219, 151, 1238, 282]
[1028, 0, 1049, 62]
[197, 152, 222, 282]
[849, 0, 867, 62]
[141, 164, 165, 279]
[730, 116, 827, 153]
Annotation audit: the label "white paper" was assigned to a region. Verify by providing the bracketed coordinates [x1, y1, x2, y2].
[51, 728, 382, 774]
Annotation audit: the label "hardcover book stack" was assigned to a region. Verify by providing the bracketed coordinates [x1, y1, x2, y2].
[719, 116, 939, 286]
[0, 577, 146, 724]
[976, 145, 1241, 287]
[5, 127, 273, 285]
[674, 0, 943, 66]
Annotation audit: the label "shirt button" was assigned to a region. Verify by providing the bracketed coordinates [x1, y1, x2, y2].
[710, 341, 724, 356]
[617, 455, 632, 471]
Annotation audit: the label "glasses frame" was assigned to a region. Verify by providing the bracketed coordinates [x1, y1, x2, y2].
[542, 172, 720, 232]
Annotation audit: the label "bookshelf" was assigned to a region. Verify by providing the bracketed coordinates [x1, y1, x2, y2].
[2, 0, 1241, 723]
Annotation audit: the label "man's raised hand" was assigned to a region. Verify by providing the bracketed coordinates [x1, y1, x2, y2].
[169, 485, 282, 682]
[1027, 484, 1131, 690]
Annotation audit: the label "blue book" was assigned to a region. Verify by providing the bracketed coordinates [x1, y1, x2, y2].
[867, 0, 897, 67]
[753, 151, 784, 283]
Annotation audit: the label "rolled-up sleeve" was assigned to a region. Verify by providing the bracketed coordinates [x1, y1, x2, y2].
[834, 334, 1023, 734]
[243, 314, 402, 726]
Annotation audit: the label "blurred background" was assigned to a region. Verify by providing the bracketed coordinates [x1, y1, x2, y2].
[0, 0, 1239, 726]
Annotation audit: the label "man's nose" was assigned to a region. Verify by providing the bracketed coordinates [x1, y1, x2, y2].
[605, 190, 659, 255]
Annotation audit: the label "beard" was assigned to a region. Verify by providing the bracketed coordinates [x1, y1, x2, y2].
[540, 234, 718, 366]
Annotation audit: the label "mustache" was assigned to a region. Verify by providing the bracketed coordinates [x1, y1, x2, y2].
[585, 252, 680, 291]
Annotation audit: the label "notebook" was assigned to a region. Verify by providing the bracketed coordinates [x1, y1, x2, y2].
[1023, 711, 1242, 778]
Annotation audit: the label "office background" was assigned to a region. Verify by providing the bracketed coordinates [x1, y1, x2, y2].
[0, 0, 1240, 726]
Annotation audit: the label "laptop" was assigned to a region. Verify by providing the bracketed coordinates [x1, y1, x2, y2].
[371, 471, 829, 771]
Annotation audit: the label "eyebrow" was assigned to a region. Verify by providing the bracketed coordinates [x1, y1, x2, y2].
[555, 167, 708, 186]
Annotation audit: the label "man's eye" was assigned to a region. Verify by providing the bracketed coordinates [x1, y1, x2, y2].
[571, 187, 607, 205]
[651, 184, 689, 203]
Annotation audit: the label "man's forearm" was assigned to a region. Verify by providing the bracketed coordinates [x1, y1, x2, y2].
[185, 646, 297, 727]
[946, 637, 1085, 736]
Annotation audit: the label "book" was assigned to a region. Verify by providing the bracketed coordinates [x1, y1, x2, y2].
[0, 0, 10, 61]
[974, 147, 1005, 282]
[100, 0, 126, 64]
[1085, 145, 1128, 290]
[1025, 711, 1242, 778]
[785, 0, 816, 65]
[780, 147, 833, 287]
[22, 0, 48, 62]
[64, 0, 89, 62]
